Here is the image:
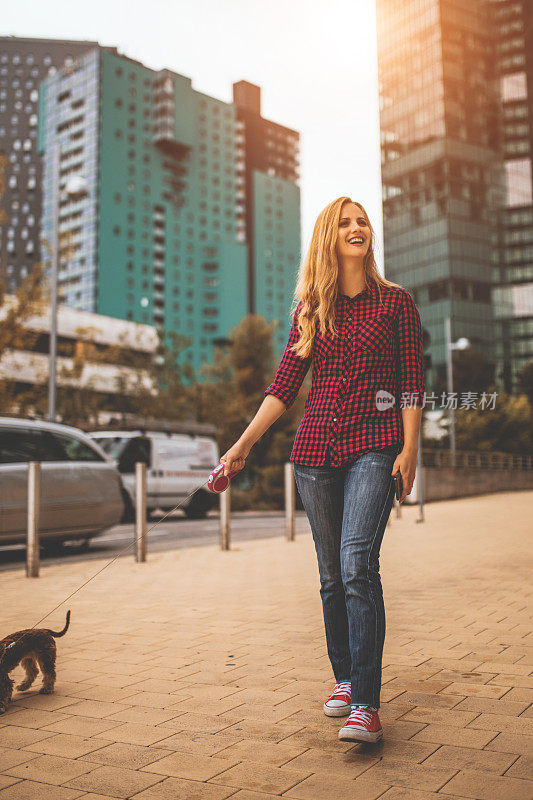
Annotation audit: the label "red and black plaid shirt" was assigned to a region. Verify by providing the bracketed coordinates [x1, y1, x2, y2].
[264, 280, 425, 467]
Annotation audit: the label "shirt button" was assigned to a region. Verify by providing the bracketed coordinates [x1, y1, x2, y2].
[333, 417, 337, 422]
[342, 378, 347, 382]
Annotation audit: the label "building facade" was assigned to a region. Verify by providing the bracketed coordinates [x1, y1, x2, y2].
[487, 0, 533, 391]
[37, 48, 301, 375]
[376, 0, 508, 393]
[0, 36, 99, 291]
[0, 296, 158, 402]
[232, 81, 300, 318]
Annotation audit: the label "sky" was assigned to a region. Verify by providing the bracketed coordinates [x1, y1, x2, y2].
[2, 0, 385, 269]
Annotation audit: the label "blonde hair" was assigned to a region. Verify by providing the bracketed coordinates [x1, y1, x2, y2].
[289, 196, 399, 359]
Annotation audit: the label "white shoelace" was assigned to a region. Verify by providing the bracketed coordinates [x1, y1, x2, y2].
[347, 704, 376, 723]
[333, 681, 351, 693]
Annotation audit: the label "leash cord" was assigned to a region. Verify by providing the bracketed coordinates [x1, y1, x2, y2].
[23, 476, 212, 632]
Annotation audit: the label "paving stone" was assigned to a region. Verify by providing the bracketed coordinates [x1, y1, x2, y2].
[146, 730, 243, 754]
[483, 731, 533, 755]
[0, 748, 40, 771]
[419, 725, 505, 750]
[0, 727, 55, 748]
[23, 733, 109, 758]
[78, 742, 175, 769]
[130, 776, 237, 799]
[62, 765, 163, 797]
[211, 737, 308, 766]
[282, 770, 391, 799]
[208, 760, 313, 794]
[42, 716, 125, 738]
[421, 743, 518, 773]
[441, 767, 533, 799]
[96, 722, 177, 746]
[0, 780, 81, 799]
[4, 752, 95, 784]
[140, 750, 240, 781]
[505, 755, 533, 780]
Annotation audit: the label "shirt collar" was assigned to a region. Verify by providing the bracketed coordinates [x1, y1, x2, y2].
[338, 280, 376, 302]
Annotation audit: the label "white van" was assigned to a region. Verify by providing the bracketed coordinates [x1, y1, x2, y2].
[89, 430, 220, 519]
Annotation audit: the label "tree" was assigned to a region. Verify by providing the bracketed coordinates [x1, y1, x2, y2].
[0, 260, 47, 414]
[432, 345, 496, 397]
[455, 389, 533, 454]
[189, 312, 311, 508]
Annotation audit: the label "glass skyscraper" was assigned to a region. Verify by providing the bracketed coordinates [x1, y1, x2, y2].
[487, 0, 533, 390]
[376, 0, 532, 393]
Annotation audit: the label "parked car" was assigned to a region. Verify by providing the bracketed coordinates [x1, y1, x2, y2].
[0, 417, 126, 548]
[89, 430, 219, 519]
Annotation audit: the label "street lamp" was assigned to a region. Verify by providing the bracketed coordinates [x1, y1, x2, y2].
[48, 141, 89, 422]
[444, 317, 470, 465]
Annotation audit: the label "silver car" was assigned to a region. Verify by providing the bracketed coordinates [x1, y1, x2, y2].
[0, 417, 126, 548]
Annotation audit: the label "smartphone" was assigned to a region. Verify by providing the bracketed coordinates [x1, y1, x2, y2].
[393, 471, 403, 502]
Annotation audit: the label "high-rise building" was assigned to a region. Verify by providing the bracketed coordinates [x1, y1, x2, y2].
[0, 36, 99, 290]
[487, 0, 533, 391]
[38, 48, 301, 375]
[375, 0, 514, 391]
[232, 81, 300, 315]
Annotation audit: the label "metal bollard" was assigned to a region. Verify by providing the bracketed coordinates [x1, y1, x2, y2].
[220, 484, 230, 550]
[285, 462, 296, 541]
[27, 461, 40, 578]
[416, 435, 425, 524]
[135, 462, 147, 562]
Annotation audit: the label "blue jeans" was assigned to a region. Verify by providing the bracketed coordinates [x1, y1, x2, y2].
[293, 442, 401, 709]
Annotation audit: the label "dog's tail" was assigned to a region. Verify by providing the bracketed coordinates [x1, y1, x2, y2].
[49, 610, 71, 638]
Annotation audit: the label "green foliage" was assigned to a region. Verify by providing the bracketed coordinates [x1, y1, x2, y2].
[455, 389, 533, 454]
[0, 260, 46, 414]
[186, 313, 310, 508]
[432, 345, 496, 396]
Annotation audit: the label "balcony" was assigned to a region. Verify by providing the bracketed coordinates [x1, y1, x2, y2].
[152, 73, 190, 159]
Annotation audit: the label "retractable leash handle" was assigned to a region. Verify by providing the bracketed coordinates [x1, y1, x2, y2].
[207, 463, 241, 493]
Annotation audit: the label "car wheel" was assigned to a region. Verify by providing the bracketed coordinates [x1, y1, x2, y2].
[184, 494, 211, 519]
[76, 538, 91, 552]
[41, 539, 67, 555]
[120, 486, 135, 523]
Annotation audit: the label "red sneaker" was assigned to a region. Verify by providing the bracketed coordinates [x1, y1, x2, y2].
[338, 704, 383, 742]
[323, 681, 351, 717]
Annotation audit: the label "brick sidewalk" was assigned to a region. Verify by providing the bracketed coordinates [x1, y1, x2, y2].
[0, 491, 531, 800]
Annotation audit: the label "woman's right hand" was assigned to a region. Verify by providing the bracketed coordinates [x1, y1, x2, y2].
[219, 441, 250, 476]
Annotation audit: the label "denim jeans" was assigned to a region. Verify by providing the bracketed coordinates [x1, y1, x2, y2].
[292, 442, 401, 709]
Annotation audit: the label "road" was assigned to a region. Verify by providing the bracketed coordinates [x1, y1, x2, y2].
[0, 510, 311, 571]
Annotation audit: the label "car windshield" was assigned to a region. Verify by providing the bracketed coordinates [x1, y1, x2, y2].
[91, 436, 131, 459]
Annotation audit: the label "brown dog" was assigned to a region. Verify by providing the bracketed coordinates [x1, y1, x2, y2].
[0, 610, 71, 713]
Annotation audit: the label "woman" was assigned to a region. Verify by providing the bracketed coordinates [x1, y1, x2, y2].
[220, 196, 425, 744]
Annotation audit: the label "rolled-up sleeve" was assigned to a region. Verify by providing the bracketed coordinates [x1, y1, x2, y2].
[264, 301, 311, 410]
[396, 289, 425, 408]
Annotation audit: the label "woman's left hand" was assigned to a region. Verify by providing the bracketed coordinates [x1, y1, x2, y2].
[391, 448, 418, 504]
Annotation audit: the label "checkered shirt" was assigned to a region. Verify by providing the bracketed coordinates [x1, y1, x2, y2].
[263, 281, 425, 467]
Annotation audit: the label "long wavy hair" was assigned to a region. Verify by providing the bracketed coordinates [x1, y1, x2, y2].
[289, 196, 400, 359]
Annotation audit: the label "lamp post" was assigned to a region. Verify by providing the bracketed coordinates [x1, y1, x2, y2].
[444, 317, 470, 466]
[48, 140, 89, 422]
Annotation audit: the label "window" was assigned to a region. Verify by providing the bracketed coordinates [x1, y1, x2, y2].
[0, 428, 66, 463]
[500, 72, 527, 102]
[50, 433, 103, 462]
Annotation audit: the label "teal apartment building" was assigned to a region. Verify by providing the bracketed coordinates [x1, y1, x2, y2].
[38, 48, 301, 373]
